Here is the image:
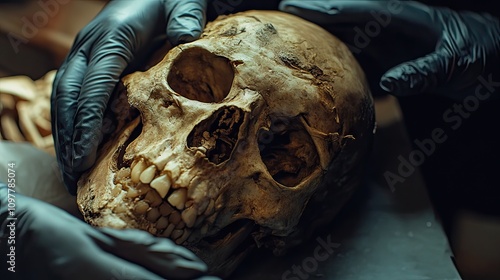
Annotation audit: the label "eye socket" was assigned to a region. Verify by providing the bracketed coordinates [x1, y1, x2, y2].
[258, 116, 319, 187]
[167, 47, 234, 103]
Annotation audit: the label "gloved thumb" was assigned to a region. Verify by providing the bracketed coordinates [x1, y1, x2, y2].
[166, 0, 207, 44]
[379, 50, 451, 96]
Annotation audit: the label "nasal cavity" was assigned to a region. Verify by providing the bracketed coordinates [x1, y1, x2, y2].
[187, 106, 244, 165]
[167, 47, 234, 103]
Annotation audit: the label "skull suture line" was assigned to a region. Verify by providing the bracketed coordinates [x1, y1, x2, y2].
[77, 11, 375, 276]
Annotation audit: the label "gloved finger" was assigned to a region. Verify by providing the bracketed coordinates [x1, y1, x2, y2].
[67, 249, 165, 280]
[52, 51, 89, 193]
[71, 47, 131, 174]
[99, 228, 208, 279]
[279, 0, 440, 41]
[380, 50, 451, 96]
[166, 0, 207, 44]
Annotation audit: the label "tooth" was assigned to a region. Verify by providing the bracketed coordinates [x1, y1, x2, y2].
[140, 165, 157, 184]
[148, 228, 158, 235]
[176, 229, 191, 244]
[204, 199, 215, 216]
[115, 168, 131, 181]
[145, 189, 162, 207]
[168, 189, 187, 210]
[131, 159, 146, 183]
[175, 221, 185, 229]
[150, 175, 171, 198]
[176, 172, 191, 188]
[181, 207, 197, 228]
[163, 223, 175, 237]
[159, 203, 175, 216]
[126, 188, 139, 198]
[171, 229, 183, 240]
[136, 183, 150, 195]
[185, 200, 194, 208]
[111, 185, 121, 197]
[146, 207, 160, 222]
[153, 154, 169, 171]
[168, 211, 181, 224]
[156, 216, 169, 230]
[130, 159, 139, 171]
[165, 161, 181, 180]
[114, 204, 127, 214]
[134, 201, 150, 215]
[197, 200, 209, 215]
[200, 224, 209, 235]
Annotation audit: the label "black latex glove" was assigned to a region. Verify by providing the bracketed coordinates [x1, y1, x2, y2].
[51, 0, 207, 194]
[279, 1, 500, 100]
[0, 184, 217, 280]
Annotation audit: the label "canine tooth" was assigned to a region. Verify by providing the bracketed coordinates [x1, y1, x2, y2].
[131, 159, 146, 183]
[200, 224, 209, 235]
[156, 216, 169, 230]
[130, 159, 139, 171]
[169, 211, 181, 224]
[204, 199, 215, 216]
[140, 165, 157, 184]
[181, 207, 197, 228]
[176, 229, 191, 244]
[159, 203, 175, 216]
[153, 154, 169, 171]
[171, 229, 183, 239]
[168, 189, 187, 210]
[134, 201, 149, 215]
[165, 161, 180, 180]
[150, 175, 171, 198]
[145, 189, 162, 207]
[163, 223, 175, 237]
[146, 207, 161, 222]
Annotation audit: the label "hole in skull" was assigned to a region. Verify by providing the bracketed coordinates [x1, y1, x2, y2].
[188, 106, 244, 165]
[116, 119, 143, 169]
[167, 47, 234, 103]
[259, 116, 319, 187]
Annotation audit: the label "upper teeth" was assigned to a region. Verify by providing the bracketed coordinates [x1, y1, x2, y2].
[117, 158, 219, 244]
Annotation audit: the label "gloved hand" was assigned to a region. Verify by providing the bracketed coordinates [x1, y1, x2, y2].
[51, 0, 207, 194]
[279, 1, 500, 99]
[0, 184, 216, 280]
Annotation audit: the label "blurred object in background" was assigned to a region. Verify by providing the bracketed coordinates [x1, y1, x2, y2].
[0, 0, 107, 79]
[0, 71, 55, 154]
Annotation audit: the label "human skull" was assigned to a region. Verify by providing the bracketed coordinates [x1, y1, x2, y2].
[77, 10, 375, 276]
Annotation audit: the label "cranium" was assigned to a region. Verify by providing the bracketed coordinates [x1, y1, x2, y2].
[77, 10, 375, 276]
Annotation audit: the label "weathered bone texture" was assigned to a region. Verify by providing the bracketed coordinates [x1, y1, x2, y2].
[77, 11, 375, 277]
[0, 71, 55, 155]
